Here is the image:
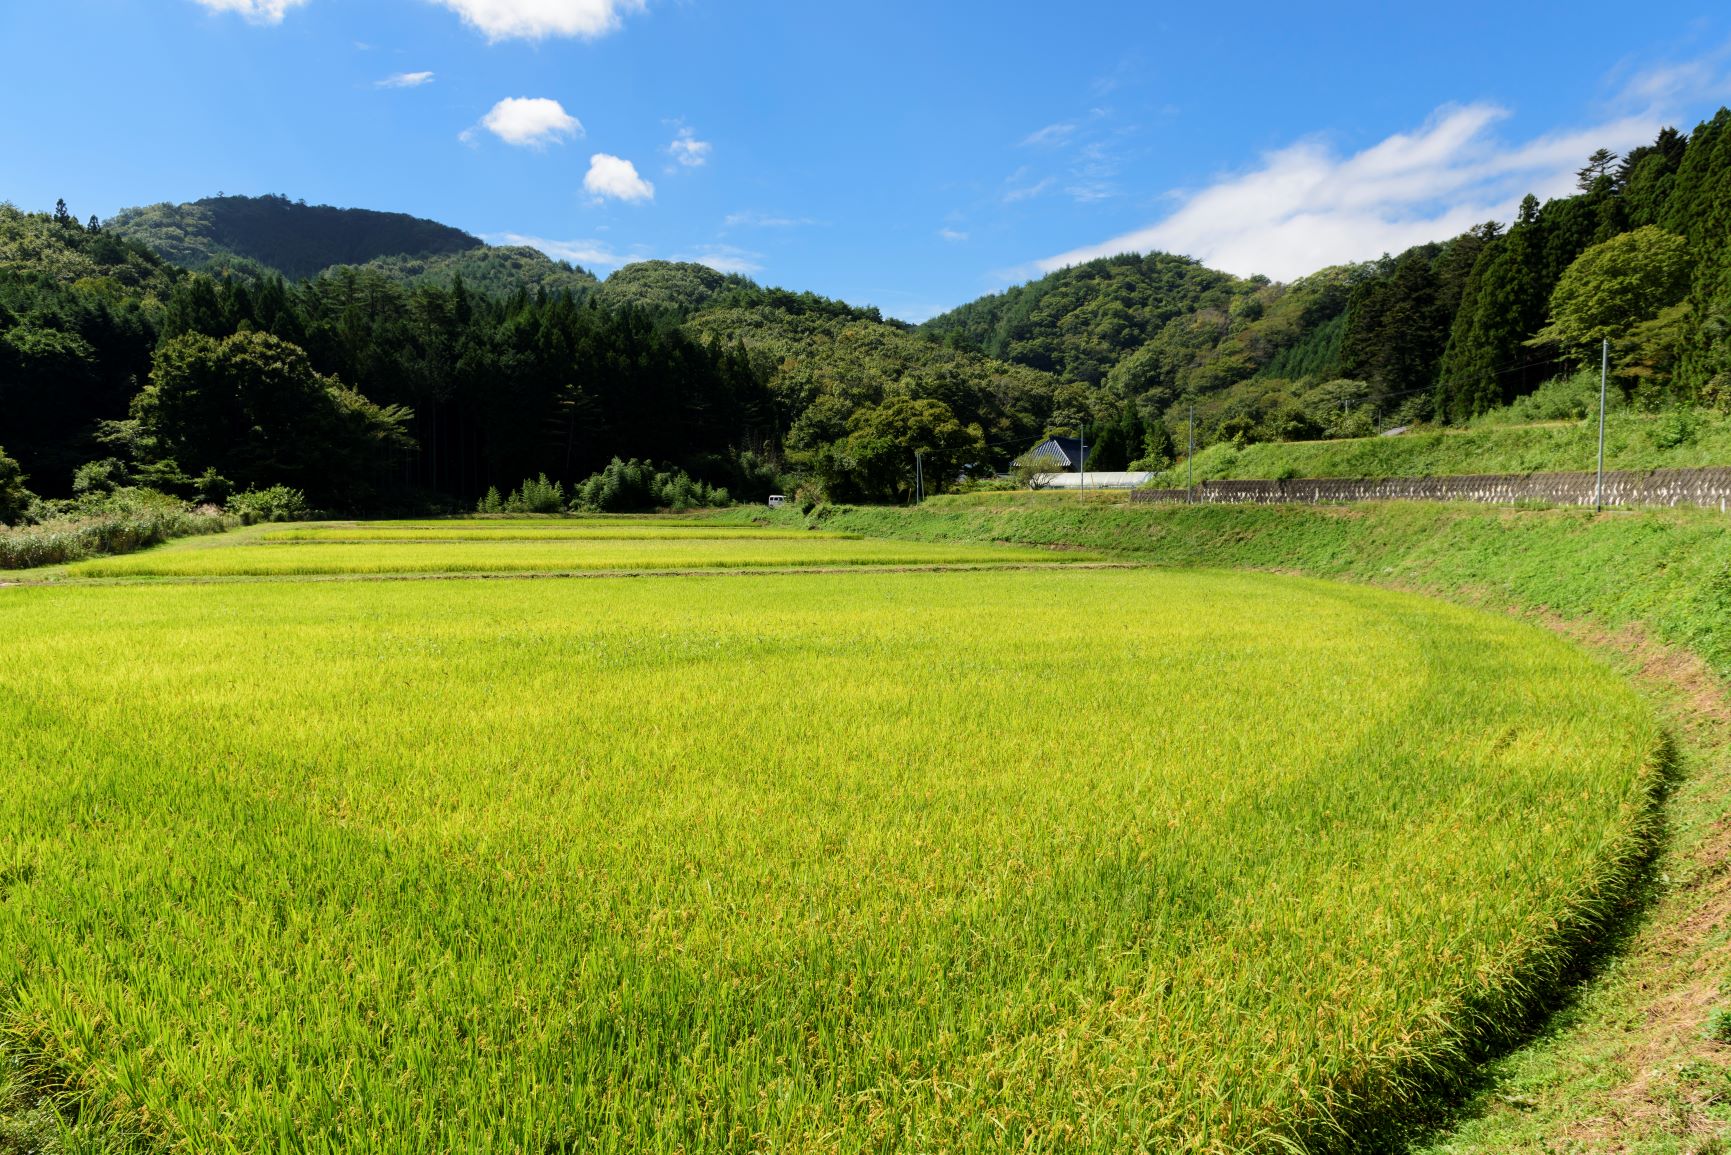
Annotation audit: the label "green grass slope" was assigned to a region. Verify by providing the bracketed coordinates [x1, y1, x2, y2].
[1152, 411, 1731, 485]
[773, 499, 1731, 678]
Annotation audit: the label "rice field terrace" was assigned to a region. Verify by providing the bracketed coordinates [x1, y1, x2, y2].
[57, 519, 1083, 579]
[0, 518, 1665, 1152]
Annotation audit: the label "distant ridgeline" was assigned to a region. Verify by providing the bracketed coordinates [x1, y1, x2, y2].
[108, 194, 482, 280]
[3, 107, 1731, 516]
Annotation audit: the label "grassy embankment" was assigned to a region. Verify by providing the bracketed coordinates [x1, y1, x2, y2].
[770, 499, 1731, 678]
[735, 494, 1731, 1151]
[0, 522, 1661, 1153]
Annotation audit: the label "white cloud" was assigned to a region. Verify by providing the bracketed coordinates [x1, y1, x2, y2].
[938, 228, 968, 242]
[584, 154, 655, 202]
[428, 0, 644, 42]
[671, 244, 763, 275]
[666, 126, 712, 168]
[190, 0, 307, 24]
[466, 98, 583, 147]
[489, 232, 624, 267]
[376, 71, 435, 89]
[1038, 102, 1662, 281]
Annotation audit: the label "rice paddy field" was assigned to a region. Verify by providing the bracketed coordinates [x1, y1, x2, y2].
[0, 517, 1665, 1152]
[61, 521, 1081, 578]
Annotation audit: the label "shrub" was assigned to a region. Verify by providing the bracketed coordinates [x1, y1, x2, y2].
[0, 487, 230, 570]
[573, 458, 731, 513]
[1470, 369, 1621, 428]
[194, 468, 235, 506]
[0, 447, 32, 527]
[479, 475, 566, 515]
[953, 476, 1018, 494]
[514, 475, 565, 514]
[71, 457, 130, 496]
[228, 486, 309, 525]
[1651, 408, 1698, 450]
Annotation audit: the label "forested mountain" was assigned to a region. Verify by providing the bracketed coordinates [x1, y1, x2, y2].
[922, 110, 1731, 456]
[7, 109, 1731, 517]
[0, 200, 1064, 511]
[109, 194, 483, 280]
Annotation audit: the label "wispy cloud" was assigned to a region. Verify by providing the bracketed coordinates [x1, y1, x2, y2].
[489, 232, 624, 267]
[666, 125, 712, 168]
[1608, 46, 1731, 109]
[427, 0, 645, 42]
[376, 71, 435, 89]
[188, 0, 306, 25]
[938, 228, 968, 242]
[463, 97, 583, 147]
[672, 244, 763, 275]
[1010, 107, 1128, 203]
[1021, 122, 1077, 148]
[585, 153, 655, 202]
[1002, 170, 1056, 204]
[1038, 100, 1665, 281]
[723, 211, 816, 229]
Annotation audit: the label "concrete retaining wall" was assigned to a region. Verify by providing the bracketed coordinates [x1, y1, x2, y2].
[1128, 467, 1731, 511]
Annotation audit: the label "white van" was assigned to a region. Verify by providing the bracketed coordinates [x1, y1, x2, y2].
[767, 494, 788, 508]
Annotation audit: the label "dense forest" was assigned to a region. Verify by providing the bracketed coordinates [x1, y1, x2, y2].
[4, 108, 1731, 519]
[0, 197, 1067, 513]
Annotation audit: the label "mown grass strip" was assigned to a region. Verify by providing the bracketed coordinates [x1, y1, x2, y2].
[258, 528, 855, 543]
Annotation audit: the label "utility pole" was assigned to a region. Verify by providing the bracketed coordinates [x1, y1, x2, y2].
[915, 451, 924, 504]
[1595, 337, 1608, 511]
[1079, 423, 1086, 495]
[1187, 402, 1195, 503]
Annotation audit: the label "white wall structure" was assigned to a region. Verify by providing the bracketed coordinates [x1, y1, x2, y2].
[1031, 472, 1155, 490]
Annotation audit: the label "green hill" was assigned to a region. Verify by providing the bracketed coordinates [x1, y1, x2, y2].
[322, 246, 599, 299]
[109, 194, 482, 281]
[592, 259, 753, 313]
[919, 251, 1237, 384]
[689, 300, 1058, 466]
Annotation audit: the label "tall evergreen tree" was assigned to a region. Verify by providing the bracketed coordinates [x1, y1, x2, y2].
[1339, 244, 1452, 410]
[1576, 148, 1618, 190]
[1663, 110, 1731, 399]
[1437, 198, 1551, 419]
[1618, 126, 1688, 228]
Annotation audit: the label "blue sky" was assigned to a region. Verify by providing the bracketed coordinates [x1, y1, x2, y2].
[4, 1, 1731, 321]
